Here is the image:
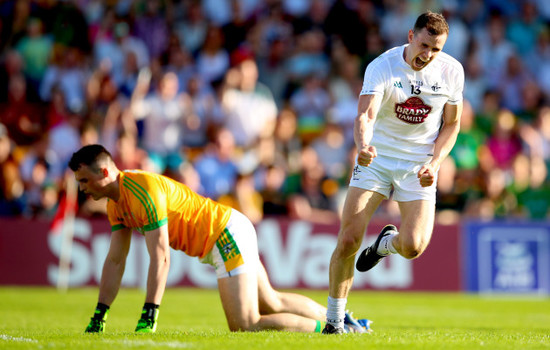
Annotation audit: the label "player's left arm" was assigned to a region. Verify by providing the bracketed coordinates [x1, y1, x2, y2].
[144, 224, 171, 305]
[418, 101, 463, 187]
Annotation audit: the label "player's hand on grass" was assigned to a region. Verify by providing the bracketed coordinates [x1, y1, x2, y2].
[135, 303, 159, 333]
[85, 303, 109, 333]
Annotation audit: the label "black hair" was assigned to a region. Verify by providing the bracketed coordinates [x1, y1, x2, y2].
[68, 144, 112, 171]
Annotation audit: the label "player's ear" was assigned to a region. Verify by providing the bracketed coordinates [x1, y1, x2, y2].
[102, 168, 108, 178]
[408, 29, 414, 43]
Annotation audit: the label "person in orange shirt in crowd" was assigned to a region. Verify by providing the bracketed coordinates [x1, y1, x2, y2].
[68, 144, 370, 334]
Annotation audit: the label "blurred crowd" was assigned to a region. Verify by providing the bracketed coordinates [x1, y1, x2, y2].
[0, 0, 549, 225]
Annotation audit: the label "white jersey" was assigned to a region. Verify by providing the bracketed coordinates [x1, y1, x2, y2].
[360, 44, 464, 162]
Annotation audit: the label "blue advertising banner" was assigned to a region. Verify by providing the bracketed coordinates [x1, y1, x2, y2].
[464, 222, 550, 294]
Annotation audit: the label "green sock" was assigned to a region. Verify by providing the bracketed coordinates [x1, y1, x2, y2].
[315, 320, 326, 333]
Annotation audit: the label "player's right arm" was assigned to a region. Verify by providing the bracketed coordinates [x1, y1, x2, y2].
[354, 93, 382, 167]
[98, 227, 132, 305]
[85, 227, 132, 333]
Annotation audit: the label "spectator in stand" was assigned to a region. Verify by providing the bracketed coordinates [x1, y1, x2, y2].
[133, 0, 169, 60]
[0, 0, 33, 52]
[520, 106, 550, 162]
[463, 52, 488, 113]
[0, 74, 44, 147]
[111, 130, 151, 172]
[524, 29, 550, 100]
[94, 21, 150, 88]
[310, 122, 349, 181]
[286, 146, 339, 225]
[15, 17, 52, 97]
[379, 1, 415, 48]
[514, 155, 550, 220]
[173, 0, 208, 55]
[469, 167, 517, 220]
[47, 110, 82, 178]
[328, 53, 362, 107]
[289, 73, 332, 140]
[475, 89, 501, 136]
[222, 58, 278, 149]
[178, 75, 216, 149]
[196, 25, 230, 84]
[272, 107, 302, 173]
[449, 100, 487, 185]
[285, 29, 330, 90]
[20, 155, 50, 217]
[0, 123, 25, 216]
[193, 127, 239, 200]
[165, 38, 195, 96]
[441, 6, 469, 63]
[222, 0, 254, 54]
[260, 163, 289, 217]
[0, 50, 25, 103]
[131, 71, 188, 176]
[87, 69, 134, 152]
[475, 10, 515, 91]
[39, 46, 89, 114]
[506, 1, 545, 55]
[498, 53, 536, 116]
[256, 36, 290, 108]
[327, 72, 362, 147]
[218, 172, 264, 225]
[485, 109, 523, 173]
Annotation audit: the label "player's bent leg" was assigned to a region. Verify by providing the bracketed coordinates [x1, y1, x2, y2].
[218, 272, 261, 331]
[394, 200, 435, 259]
[218, 272, 319, 332]
[257, 262, 326, 320]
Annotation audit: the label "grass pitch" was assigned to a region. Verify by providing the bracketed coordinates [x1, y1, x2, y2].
[0, 287, 549, 350]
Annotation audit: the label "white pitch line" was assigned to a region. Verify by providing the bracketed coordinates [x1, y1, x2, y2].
[102, 339, 192, 348]
[0, 334, 37, 343]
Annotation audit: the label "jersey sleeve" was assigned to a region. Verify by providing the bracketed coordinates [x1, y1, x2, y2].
[447, 63, 465, 105]
[122, 173, 168, 233]
[106, 200, 126, 232]
[360, 59, 387, 96]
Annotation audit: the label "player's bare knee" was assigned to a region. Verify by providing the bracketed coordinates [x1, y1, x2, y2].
[337, 230, 363, 254]
[401, 244, 426, 259]
[259, 293, 283, 314]
[228, 319, 257, 332]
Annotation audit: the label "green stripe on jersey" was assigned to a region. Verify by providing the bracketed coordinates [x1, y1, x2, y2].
[125, 177, 159, 222]
[122, 178, 158, 224]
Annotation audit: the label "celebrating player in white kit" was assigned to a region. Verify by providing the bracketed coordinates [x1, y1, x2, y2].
[323, 11, 464, 334]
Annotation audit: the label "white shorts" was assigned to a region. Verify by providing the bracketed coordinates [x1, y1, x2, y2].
[199, 209, 260, 279]
[349, 154, 437, 202]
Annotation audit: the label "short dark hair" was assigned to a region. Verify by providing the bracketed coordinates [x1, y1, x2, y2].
[68, 144, 113, 171]
[413, 11, 449, 36]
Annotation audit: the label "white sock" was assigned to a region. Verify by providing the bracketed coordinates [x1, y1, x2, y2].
[326, 296, 346, 328]
[377, 232, 398, 255]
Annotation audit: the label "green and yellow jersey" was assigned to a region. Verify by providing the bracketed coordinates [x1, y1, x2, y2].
[106, 170, 232, 258]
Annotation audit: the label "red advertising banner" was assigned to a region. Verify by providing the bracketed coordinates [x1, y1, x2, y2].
[0, 217, 461, 291]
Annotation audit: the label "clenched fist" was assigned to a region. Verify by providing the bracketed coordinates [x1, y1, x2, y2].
[417, 164, 436, 187]
[357, 145, 377, 167]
